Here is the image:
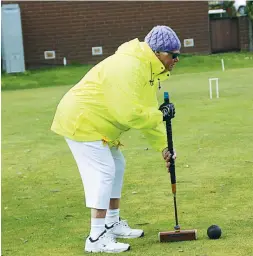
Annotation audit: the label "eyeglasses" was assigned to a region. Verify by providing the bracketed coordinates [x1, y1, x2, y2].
[167, 52, 180, 60]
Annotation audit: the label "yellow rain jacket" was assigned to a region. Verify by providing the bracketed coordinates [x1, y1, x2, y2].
[51, 39, 171, 151]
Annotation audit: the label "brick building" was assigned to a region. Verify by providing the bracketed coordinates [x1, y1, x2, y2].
[1, 1, 250, 68]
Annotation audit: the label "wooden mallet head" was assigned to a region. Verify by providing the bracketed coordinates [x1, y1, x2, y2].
[159, 229, 197, 242]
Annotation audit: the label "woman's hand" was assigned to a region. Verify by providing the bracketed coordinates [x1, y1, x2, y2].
[162, 147, 177, 168]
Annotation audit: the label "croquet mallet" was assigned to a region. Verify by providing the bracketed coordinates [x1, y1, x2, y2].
[158, 92, 197, 242]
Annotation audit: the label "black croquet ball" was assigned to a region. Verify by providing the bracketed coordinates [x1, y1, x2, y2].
[207, 225, 222, 239]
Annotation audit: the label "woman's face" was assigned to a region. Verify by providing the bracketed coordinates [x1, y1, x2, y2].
[155, 51, 180, 71]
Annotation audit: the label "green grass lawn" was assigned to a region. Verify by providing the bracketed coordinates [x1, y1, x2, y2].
[2, 55, 253, 256]
[1, 52, 253, 90]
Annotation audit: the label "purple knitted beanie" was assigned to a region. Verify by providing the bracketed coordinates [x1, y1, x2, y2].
[144, 25, 181, 52]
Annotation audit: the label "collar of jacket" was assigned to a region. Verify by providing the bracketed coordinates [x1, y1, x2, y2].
[140, 42, 170, 82]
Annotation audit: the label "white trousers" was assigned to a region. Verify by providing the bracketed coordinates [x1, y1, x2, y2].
[65, 138, 126, 209]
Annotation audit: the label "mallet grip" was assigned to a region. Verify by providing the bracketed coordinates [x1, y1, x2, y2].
[163, 92, 176, 188]
[166, 120, 176, 187]
[163, 93, 179, 228]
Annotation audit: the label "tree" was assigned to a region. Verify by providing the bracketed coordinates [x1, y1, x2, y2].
[246, 1, 253, 51]
[222, 1, 237, 17]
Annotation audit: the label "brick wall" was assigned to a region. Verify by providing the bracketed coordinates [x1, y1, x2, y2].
[2, 1, 210, 67]
[238, 17, 249, 51]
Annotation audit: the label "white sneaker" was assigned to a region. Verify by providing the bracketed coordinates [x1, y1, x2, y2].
[85, 230, 130, 253]
[106, 219, 144, 239]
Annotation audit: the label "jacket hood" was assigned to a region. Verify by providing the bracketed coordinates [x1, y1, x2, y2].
[115, 38, 149, 60]
[115, 38, 167, 76]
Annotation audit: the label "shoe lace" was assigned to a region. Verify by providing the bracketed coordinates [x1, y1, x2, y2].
[102, 232, 117, 243]
[119, 219, 130, 228]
